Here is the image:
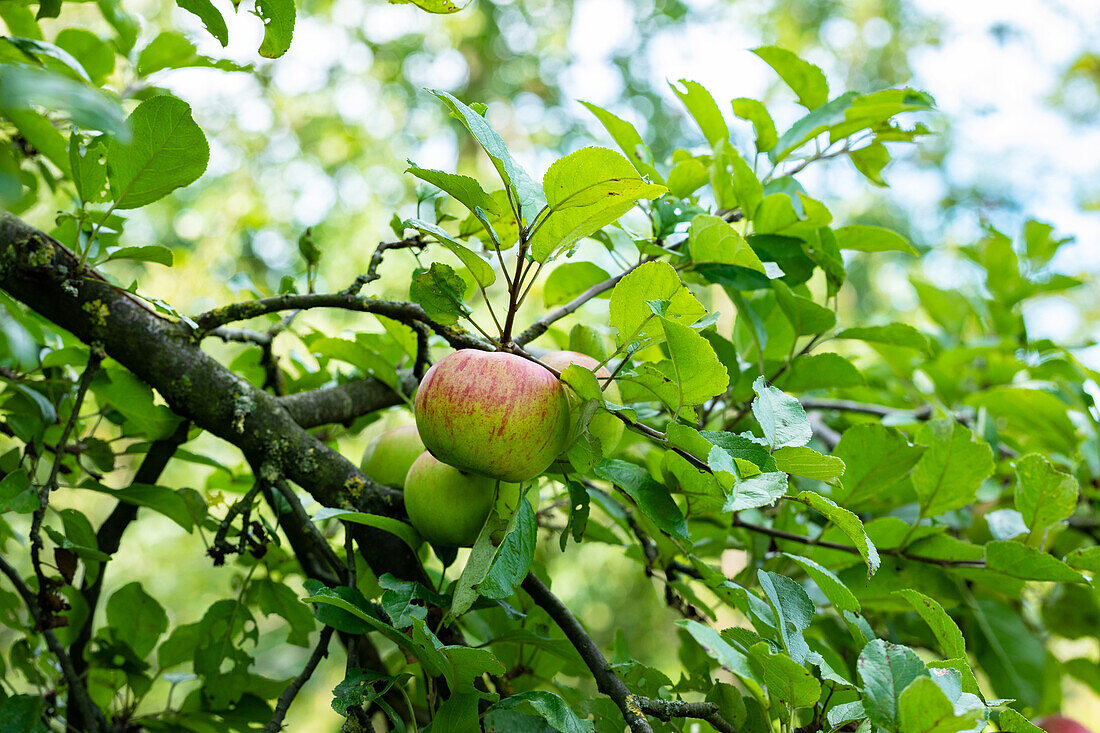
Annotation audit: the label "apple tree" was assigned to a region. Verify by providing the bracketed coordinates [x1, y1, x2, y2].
[0, 1, 1096, 732]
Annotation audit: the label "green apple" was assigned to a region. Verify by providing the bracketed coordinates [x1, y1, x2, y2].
[541, 350, 624, 454]
[414, 349, 570, 482]
[360, 424, 424, 489]
[402, 451, 519, 547]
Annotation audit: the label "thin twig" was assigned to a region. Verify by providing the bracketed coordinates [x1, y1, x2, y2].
[31, 349, 102, 622]
[0, 553, 105, 732]
[732, 515, 986, 568]
[514, 258, 654, 346]
[263, 625, 335, 733]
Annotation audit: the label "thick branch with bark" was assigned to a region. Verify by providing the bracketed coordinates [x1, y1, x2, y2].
[278, 372, 417, 428]
[0, 212, 422, 582]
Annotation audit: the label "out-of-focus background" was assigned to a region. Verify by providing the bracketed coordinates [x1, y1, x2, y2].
[22, 0, 1100, 727]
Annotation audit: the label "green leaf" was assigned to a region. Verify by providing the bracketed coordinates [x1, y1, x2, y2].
[898, 676, 984, 733]
[661, 318, 729, 408]
[304, 584, 447, 677]
[489, 691, 595, 733]
[105, 245, 174, 266]
[985, 541, 1087, 583]
[406, 163, 501, 218]
[912, 419, 994, 517]
[429, 90, 544, 223]
[751, 376, 812, 449]
[96, 0, 139, 54]
[712, 140, 763, 215]
[177, 0, 229, 46]
[858, 640, 928, 730]
[773, 446, 845, 484]
[0, 470, 37, 514]
[782, 553, 860, 612]
[312, 507, 422, 552]
[69, 132, 108, 204]
[0, 695, 48, 733]
[832, 424, 925, 509]
[718, 462, 787, 512]
[403, 218, 495, 287]
[692, 263, 771, 292]
[92, 367, 184, 440]
[608, 260, 705, 346]
[249, 578, 316, 647]
[795, 490, 880, 576]
[688, 214, 765, 271]
[892, 589, 966, 659]
[409, 0, 468, 14]
[966, 387, 1078, 454]
[772, 280, 835, 336]
[1023, 219, 1072, 267]
[670, 79, 728, 147]
[256, 0, 295, 58]
[106, 582, 168, 657]
[409, 262, 469, 326]
[834, 225, 917, 255]
[731, 97, 777, 153]
[850, 141, 890, 186]
[530, 146, 667, 262]
[450, 508, 512, 617]
[106, 95, 209, 209]
[757, 570, 814, 663]
[54, 29, 115, 85]
[0, 65, 126, 139]
[666, 158, 708, 198]
[835, 323, 929, 352]
[753, 46, 828, 110]
[676, 619, 756, 681]
[480, 498, 537, 600]
[770, 92, 857, 163]
[748, 642, 821, 708]
[594, 459, 688, 539]
[1064, 546, 1100, 573]
[84, 483, 195, 532]
[301, 582, 376, 635]
[579, 101, 663, 184]
[998, 709, 1045, 733]
[135, 32, 248, 76]
[1014, 453, 1079, 545]
[542, 261, 610, 308]
[782, 352, 864, 391]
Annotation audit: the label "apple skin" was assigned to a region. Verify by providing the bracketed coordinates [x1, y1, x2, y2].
[414, 350, 570, 482]
[540, 350, 624, 455]
[1034, 715, 1094, 733]
[403, 451, 519, 547]
[360, 425, 425, 489]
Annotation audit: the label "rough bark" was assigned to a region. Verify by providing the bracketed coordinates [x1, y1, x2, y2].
[0, 211, 421, 579]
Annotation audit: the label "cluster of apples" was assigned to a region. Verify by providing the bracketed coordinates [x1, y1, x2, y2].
[360, 349, 622, 547]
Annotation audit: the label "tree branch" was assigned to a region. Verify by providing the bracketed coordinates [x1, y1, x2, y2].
[521, 573, 654, 733]
[514, 259, 650, 346]
[30, 348, 101, 625]
[278, 372, 418, 429]
[800, 398, 931, 419]
[69, 420, 192, 720]
[263, 625, 335, 733]
[732, 515, 986, 568]
[637, 698, 736, 733]
[0, 212, 425, 584]
[193, 291, 487, 351]
[0, 553, 105, 732]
